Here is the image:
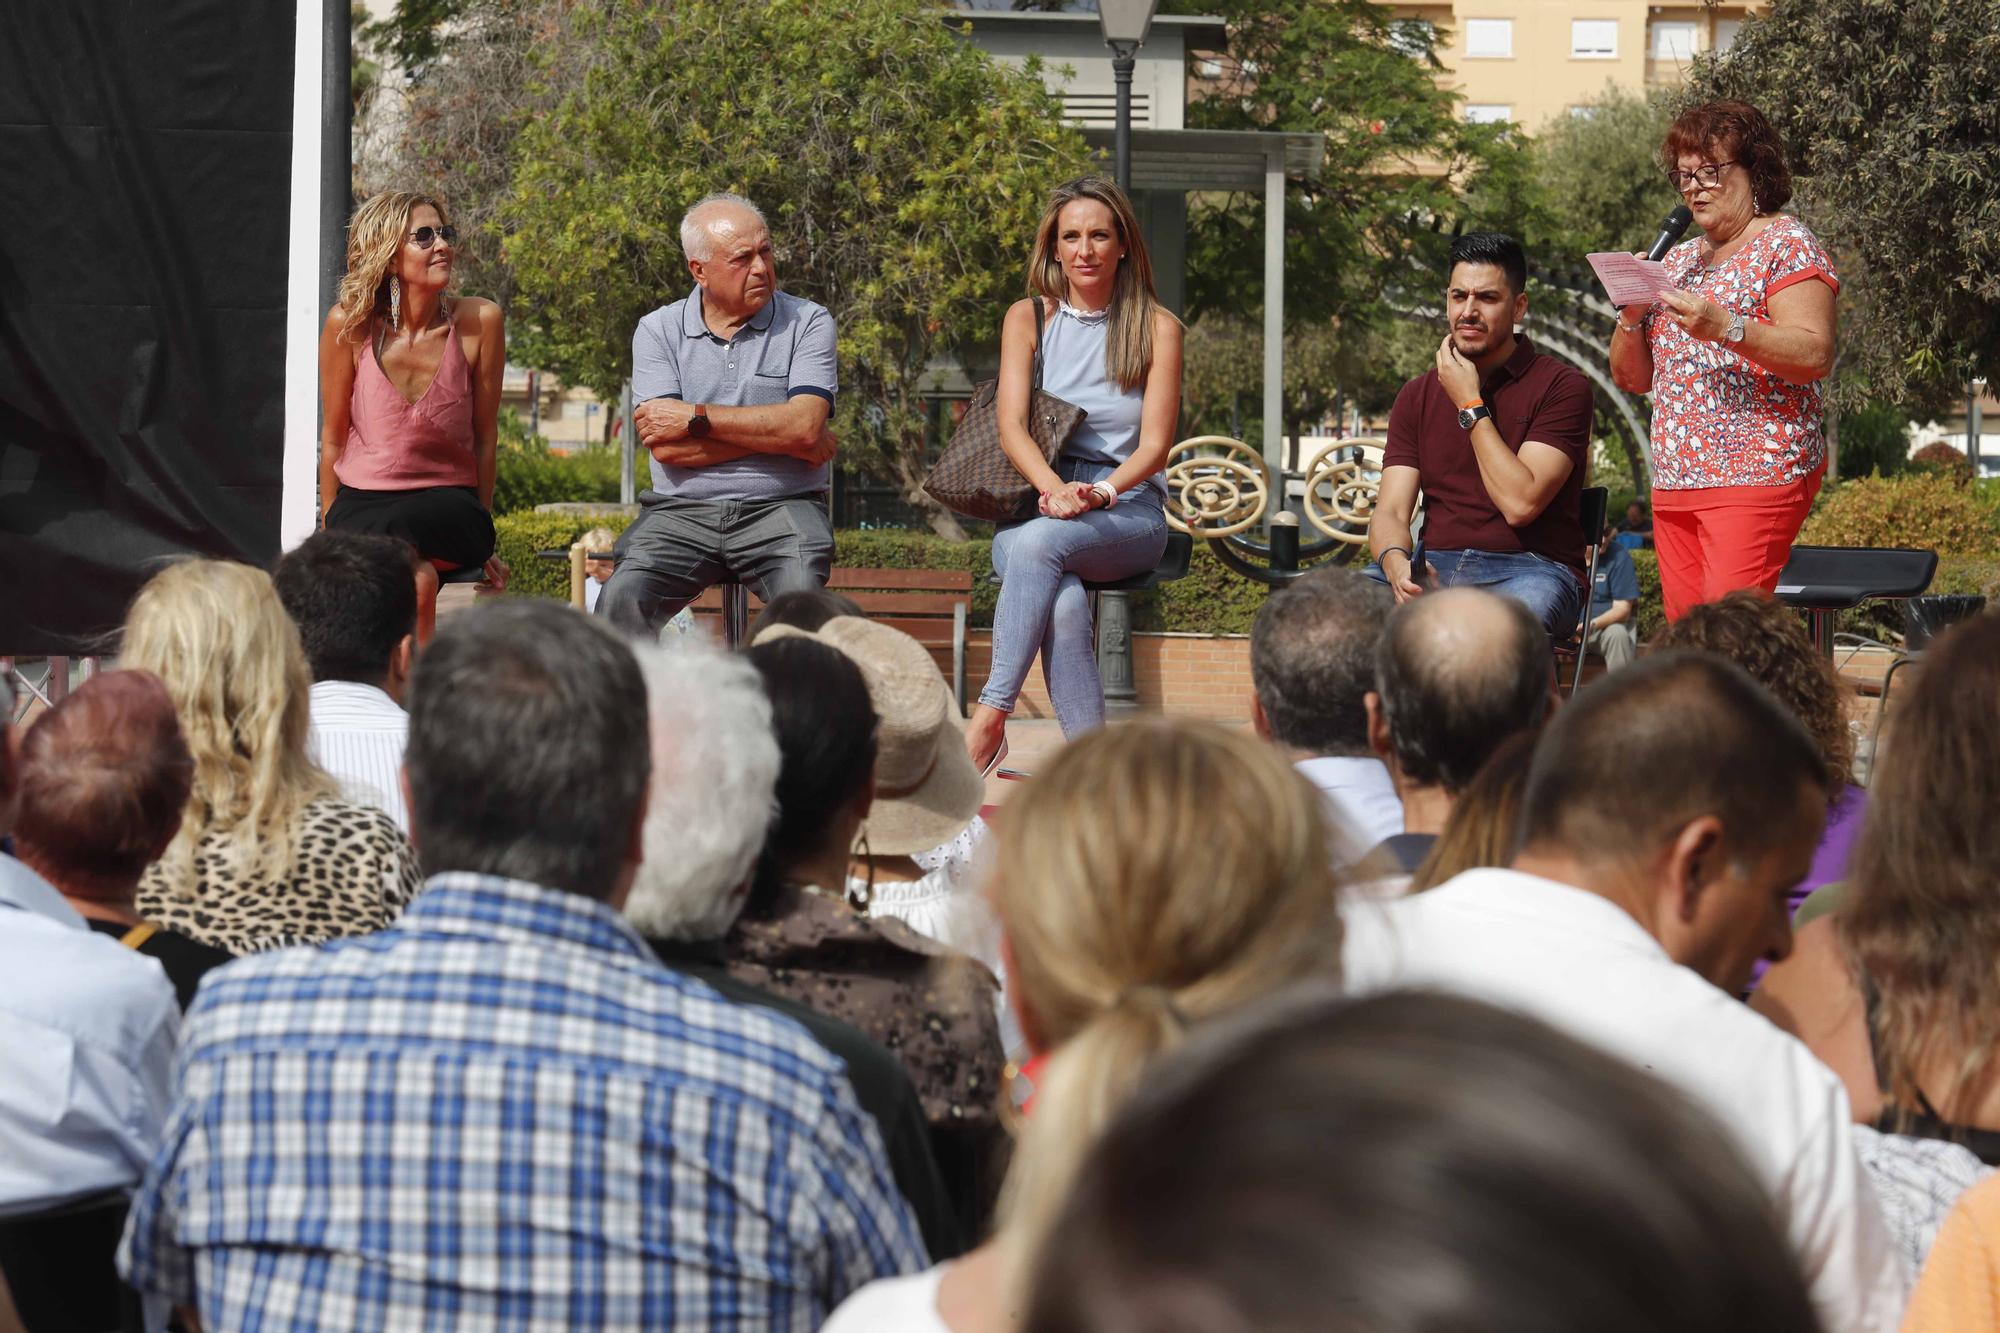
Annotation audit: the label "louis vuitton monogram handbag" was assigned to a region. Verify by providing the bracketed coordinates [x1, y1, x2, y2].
[924, 297, 1085, 524]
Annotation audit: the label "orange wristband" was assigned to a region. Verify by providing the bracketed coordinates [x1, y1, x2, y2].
[1459, 397, 1485, 411]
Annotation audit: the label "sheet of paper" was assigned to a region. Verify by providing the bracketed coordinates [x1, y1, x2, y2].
[1586, 252, 1672, 308]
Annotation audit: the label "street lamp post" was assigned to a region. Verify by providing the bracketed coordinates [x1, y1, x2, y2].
[1096, 0, 1158, 716]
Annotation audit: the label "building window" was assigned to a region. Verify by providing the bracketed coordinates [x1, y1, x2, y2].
[1651, 21, 1698, 62]
[1462, 18, 1513, 59]
[1194, 56, 1226, 79]
[1714, 19, 1743, 53]
[1388, 18, 1436, 58]
[1571, 18, 1618, 59]
[1464, 104, 1513, 124]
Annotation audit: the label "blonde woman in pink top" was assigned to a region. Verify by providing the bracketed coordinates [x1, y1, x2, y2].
[319, 191, 508, 641]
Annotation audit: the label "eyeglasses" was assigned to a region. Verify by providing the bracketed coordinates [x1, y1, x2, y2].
[406, 225, 459, 250]
[1666, 161, 1737, 194]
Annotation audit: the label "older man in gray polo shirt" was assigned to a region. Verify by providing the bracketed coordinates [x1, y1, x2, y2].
[598, 193, 840, 636]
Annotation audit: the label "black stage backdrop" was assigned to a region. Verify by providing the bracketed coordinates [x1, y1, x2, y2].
[0, 1, 296, 654]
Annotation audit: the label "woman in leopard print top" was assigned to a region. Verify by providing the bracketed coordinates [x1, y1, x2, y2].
[124, 560, 420, 956]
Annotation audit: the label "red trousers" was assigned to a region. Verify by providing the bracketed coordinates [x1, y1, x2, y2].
[1653, 473, 1821, 622]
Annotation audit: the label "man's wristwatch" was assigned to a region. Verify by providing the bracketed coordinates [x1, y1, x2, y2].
[687, 404, 711, 437]
[1457, 400, 1492, 431]
[1724, 312, 1747, 345]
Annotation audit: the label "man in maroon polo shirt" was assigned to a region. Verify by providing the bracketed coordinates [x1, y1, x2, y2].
[1365, 232, 1593, 638]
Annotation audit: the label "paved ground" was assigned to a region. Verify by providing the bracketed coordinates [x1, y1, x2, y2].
[979, 714, 1251, 809]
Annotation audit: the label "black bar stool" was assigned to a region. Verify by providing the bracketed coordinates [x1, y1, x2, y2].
[1082, 530, 1194, 603]
[1773, 546, 1938, 660]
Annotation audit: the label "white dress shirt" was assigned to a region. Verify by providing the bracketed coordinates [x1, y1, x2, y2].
[0, 853, 179, 1216]
[820, 1261, 949, 1332]
[1294, 754, 1403, 856]
[1342, 867, 1907, 1333]
[308, 679, 410, 834]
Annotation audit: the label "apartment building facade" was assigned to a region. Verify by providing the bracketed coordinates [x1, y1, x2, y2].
[1390, 1, 1764, 130]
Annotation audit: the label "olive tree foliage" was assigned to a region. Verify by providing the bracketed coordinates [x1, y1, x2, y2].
[1687, 0, 2000, 415]
[1527, 85, 1680, 260]
[498, 0, 1089, 537]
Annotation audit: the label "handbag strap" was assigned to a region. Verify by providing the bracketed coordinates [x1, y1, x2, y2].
[1031, 296, 1047, 392]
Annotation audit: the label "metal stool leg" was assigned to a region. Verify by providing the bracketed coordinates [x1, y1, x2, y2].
[1872, 652, 1913, 755]
[1807, 609, 1836, 662]
[721, 583, 750, 649]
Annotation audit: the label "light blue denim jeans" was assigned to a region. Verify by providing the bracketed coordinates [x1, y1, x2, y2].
[979, 458, 1168, 735]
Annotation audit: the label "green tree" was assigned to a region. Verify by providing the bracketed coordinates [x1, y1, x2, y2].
[1687, 0, 2000, 412]
[1182, 0, 1532, 329]
[359, 0, 480, 81]
[1834, 401, 1914, 479]
[499, 0, 1088, 538]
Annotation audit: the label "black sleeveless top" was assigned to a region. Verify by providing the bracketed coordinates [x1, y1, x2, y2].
[1863, 978, 2000, 1166]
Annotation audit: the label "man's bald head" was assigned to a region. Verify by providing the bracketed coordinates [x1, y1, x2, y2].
[1374, 587, 1552, 794]
[679, 192, 768, 263]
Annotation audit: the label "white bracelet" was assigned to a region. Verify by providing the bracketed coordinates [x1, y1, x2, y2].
[1091, 481, 1119, 509]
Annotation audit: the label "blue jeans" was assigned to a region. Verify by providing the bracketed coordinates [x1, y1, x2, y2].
[1363, 548, 1584, 640]
[979, 458, 1168, 735]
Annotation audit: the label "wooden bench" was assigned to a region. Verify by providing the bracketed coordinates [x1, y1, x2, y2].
[689, 569, 974, 713]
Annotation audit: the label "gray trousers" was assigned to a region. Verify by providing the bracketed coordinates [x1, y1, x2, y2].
[596, 492, 833, 637]
[1587, 621, 1638, 671]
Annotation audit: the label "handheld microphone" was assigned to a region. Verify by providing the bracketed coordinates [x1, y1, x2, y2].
[1646, 205, 1694, 263]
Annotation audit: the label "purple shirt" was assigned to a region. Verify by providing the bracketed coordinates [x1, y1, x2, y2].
[1798, 784, 1868, 914]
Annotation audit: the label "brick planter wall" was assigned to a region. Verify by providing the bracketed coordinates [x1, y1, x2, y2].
[963, 631, 1253, 722]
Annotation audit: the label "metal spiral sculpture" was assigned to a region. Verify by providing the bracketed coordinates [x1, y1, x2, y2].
[1165, 435, 1387, 585]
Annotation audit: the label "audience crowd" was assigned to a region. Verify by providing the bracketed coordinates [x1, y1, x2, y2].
[3, 535, 1996, 1332]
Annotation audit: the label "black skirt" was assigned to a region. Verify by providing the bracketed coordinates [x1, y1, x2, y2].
[325, 485, 495, 568]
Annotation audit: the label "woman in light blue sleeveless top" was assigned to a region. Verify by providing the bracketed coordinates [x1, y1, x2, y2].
[965, 178, 1182, 773]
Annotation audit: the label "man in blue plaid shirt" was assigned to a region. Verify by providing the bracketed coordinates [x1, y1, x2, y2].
[119, 600, 925, 1329]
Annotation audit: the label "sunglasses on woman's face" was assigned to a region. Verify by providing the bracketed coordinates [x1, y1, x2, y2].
[406, 225, 459, 250]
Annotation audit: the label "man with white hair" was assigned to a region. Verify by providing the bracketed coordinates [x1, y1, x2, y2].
[622, 640, 963, 1259]
[599, 193, 842, 636]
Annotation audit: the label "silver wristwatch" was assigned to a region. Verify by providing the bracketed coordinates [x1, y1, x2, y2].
[1724, 312, 1747, 344]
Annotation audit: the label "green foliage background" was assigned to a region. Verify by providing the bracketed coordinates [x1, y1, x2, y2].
[1686, 0, 2000, 412]
[498, 0, 1090, 537]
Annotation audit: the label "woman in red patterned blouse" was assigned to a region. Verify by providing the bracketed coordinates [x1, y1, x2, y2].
[1608, 101, 1839, 622]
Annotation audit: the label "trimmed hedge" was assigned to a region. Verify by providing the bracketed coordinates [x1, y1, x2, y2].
[497, 513, 1994, 647]
[1800, 472, 2000, 555]
[494, 512, 1374, 634]
[494, 510, 638, 600]
[492, 445, 639, 516]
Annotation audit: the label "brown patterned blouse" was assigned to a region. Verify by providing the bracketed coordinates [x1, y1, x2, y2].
[722, 883, 1007, 1134]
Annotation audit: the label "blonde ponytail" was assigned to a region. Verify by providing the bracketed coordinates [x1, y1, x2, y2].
[989, 721, 1344, 1306]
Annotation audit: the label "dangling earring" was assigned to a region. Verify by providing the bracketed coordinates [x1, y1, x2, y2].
[848, 821, 875, 909]
[388, 275, 401, 332]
